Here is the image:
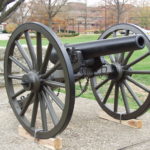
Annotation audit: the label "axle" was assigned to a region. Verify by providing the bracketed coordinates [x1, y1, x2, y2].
[66, 35, 145, 59]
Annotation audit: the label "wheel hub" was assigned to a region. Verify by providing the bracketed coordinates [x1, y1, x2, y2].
[21, 72, 41, 92]
[111, 63, 125, 81]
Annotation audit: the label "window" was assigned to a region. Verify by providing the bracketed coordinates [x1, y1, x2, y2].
[0, 25, 4, 32]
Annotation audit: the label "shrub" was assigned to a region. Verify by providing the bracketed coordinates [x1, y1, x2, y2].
[2, 30, 8, 33]
[94, 30, 105, 34]
[59, 30, 76, 34]
[5, 23, 18, 33]
[58, 33, 79, 37]
[94, 31, 100, 34]
[63, 33, 79, 37]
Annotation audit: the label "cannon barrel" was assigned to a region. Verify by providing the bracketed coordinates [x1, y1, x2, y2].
[66, 35, 145, 59]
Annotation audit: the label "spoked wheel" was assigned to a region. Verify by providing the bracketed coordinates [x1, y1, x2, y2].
[4, 22, 75, 139]
[91, 23, 150, 120]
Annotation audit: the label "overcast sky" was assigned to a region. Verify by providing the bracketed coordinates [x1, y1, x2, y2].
[69, 0, 100, 6]
[69, 0, 149, 6]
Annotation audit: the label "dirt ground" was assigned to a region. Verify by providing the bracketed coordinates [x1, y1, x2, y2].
[1, 87, 150, 150]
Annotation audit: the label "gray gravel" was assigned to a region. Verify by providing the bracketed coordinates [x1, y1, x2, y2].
[1, 87, 150, 150]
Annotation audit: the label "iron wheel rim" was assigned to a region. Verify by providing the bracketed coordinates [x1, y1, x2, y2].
[91, 23, 150, 120]
[4, 22, 75, 139]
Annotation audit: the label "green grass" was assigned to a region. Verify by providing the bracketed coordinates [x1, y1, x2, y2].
[0, 40, 8, 47]
[61, 34, 99, 44]
[0, 34, 99, 47]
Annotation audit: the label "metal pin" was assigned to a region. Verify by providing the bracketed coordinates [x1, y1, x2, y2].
[34, 129, 43, 142]
[119, 113, 123, 124]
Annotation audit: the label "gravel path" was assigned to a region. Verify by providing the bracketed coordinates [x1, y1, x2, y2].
[1, 87, 150, 150]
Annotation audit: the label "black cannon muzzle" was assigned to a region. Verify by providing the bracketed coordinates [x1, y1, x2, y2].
[66, 35, 145, 59]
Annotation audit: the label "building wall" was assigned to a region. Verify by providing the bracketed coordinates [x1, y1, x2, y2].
[52, 2, 139, 33]
[53, 2, 105, 33]
[0, 23, 7, 32]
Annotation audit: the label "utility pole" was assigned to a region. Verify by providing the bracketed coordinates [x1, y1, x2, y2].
[85, 0, 87, 33]
[104, 0, 107, 30]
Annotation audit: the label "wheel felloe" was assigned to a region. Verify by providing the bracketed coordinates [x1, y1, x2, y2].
[91, 23, 150, 120]
[4, 22, 75, 139]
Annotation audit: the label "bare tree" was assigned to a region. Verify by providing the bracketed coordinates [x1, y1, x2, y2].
[10, 1, 33, 24]
[136, 0, 150, 28]
[104, 0, 133, 24]
[83, 0, 88, 33]
[0, 0, 25, 23]
[41, 0, 68, 26]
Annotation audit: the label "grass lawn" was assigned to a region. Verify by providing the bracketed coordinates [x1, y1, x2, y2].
[0, 40, 8, 47]
[0, 34, 99, 47]
[61, 34, 99, 44]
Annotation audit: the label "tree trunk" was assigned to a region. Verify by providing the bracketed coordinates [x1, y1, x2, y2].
[48, 12, 52, 27]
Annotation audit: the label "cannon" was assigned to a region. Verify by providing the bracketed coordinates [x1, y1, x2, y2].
[4, 22, 150, 139]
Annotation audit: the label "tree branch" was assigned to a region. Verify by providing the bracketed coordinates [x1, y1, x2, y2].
[0, 0, 25, 24]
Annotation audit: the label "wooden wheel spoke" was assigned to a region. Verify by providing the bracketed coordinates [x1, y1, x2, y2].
[40, 43, 53, 74]
[42, 91, 59, 126]
[44, 87, 64, 110]
[109, 55, 115, 63]
[20, 92, 34, 116]
[114, 83, 119, 112]
[43, 80, 65, 88]
[125, 30, 130, 36]
[39, 93, 48, 131]
[12, 88, 26, 99]
[95, 78, 109, 90]
[109, 31, 116, 63]
[8, 74, 22, 80]
[41, 61, 61, 79]
[125, 52, 150, 69]
[36, 32, 42, 71]
[124, 81, 142, 106]
[103, 81, 114, 104]
[31, 94, 39, 127]
[123, 51, 134, 65]
[113, 31, 117, 37]
[120, 83, 130, 114]
[126, 70, 150, 74]
[9, 56, 29, 73]
[118, 30, 129, 64]
[115, 54, 120, 62]
[25, 31, 37, 69]
[15, 40, 32, 70]
[126, 76, 150, 92]
[118, 52, 125, 63]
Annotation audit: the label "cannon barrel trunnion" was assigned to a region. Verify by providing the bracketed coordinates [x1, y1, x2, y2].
[4, 22, 150, 139]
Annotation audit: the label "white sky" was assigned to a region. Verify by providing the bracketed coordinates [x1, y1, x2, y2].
[69, 0, 100, 6]
[69, 0, 150, 6]
[20, 0, 150, 7]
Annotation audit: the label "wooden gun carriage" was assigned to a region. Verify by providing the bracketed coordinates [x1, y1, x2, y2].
[4, 22, 150, 139]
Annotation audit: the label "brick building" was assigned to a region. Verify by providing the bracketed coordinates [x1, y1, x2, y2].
[53, 2, 106, 33]
[52, 2, 138, 33]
